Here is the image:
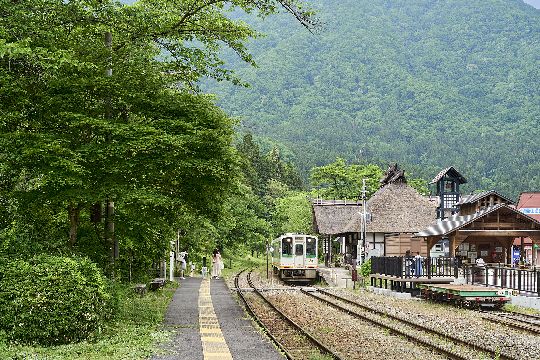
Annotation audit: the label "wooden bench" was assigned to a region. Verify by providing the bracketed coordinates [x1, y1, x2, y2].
[149, 278, 166, 291]
[133, 284, 147, 296]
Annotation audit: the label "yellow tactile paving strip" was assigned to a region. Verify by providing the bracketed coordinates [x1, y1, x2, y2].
[199, 279, 233, 360]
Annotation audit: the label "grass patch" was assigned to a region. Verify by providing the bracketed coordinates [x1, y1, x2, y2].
[503, 303, 540, 315]
[0, 282, 177, 360]
[221, 253, 267, 278]
[318, 326, 334, 334]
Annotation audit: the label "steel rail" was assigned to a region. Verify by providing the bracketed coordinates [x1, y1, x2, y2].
[503, 310, 540, 321]
[246, 271, 342, 360]
[308, 289, 517, 360]
[479, 311, 540, 335]
[234, 269, 296, 360]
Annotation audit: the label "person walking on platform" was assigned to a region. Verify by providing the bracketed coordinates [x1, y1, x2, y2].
[178, 251, 187, 279]
[212, 249, 221, 279]
[405, 250, 413, 278]
[189, 262, 195, 277]
[201, 256, 208, 278]
[216, 250, 223, 278]
[474, 256, 486, 283]
[414, 252, 423, 278]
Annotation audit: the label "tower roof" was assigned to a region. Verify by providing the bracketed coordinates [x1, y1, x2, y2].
[429, 166, 467, 185]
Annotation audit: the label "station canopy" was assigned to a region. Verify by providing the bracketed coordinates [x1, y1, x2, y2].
[415, 203, 540, 258]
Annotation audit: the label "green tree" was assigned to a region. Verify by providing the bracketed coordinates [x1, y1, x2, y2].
[310, 158, 383, 199]
[0, 0, 316, 275]
[272, 191, 312, 235]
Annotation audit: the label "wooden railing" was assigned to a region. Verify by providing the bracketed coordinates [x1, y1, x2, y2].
[463, 264, 540, 295]
[370, 257, 540, 295]
[370, 256, 460, 279]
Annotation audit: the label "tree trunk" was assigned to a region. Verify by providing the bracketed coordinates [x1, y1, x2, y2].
[68, 203, 80, 246]
[90, 202, 102, 223]
[105, 199, 116, 259]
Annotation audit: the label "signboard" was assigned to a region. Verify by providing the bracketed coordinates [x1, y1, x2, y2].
[520, 208, 540, 215]
[512, 247, 521, 264]
[495, 247, 502, 252]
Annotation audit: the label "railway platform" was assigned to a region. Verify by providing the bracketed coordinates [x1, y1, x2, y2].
[152, 277, 284, 360]
[318, 265, 354, 288]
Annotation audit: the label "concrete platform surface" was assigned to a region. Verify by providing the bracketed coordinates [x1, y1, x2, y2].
[153, 277, 284, 360]
[318, 266, 353, 288]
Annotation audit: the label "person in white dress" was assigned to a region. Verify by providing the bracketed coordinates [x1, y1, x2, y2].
[211, 249, 220, 279]
[178, 251, 187, 279]
[216, 251, 223, 278]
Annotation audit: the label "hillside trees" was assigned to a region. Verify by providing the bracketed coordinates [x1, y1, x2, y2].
[227, 133, 307, 254]
[203, 0, 540, 198]
[0, 0, 316, 276]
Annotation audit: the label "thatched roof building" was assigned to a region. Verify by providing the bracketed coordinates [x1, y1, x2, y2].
[344, 183, 437, 233]
[312, 200, 362, 235]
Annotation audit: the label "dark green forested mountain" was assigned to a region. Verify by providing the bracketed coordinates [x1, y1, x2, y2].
[202, 0, 540, 198]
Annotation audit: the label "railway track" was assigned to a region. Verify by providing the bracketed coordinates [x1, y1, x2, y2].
[503, 310, 540, 322]
[303, 288, 518, 360]
[234, 270, 342, 360]
[479, 310, 540, 335]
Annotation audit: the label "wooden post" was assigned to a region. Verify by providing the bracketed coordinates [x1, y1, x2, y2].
[449, 234, 456, 257]
[536, 269, 540, 295]
[507, 240, 513, 265]
[520, 236, 525, 264]
[531, 236, 539, 266]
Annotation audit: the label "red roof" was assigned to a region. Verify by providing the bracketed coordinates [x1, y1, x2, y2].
[517, 192, 540, 221]
[514, 192, 540, 245]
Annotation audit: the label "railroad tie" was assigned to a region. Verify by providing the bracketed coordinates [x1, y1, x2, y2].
[198, 278, 233, 360]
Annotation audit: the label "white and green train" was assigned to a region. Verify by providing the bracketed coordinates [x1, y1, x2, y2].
[271, 233, 318, 282]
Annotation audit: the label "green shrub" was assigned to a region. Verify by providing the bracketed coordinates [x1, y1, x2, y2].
[0, 255, 111, 345]
[360, 259, 372, 278]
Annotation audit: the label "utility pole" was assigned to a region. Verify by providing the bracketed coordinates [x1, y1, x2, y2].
[359, 179, 367, 265]
[266, 239, 269, 279]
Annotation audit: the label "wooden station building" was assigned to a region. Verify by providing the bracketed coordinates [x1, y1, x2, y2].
[416, 188, 540, 265]
[312, 164, 436, 265]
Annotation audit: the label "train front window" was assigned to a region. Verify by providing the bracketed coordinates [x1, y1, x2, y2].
[306, 237, 317, 258]
[295, 244, 304, 256]
[282, 237, 293, 256]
